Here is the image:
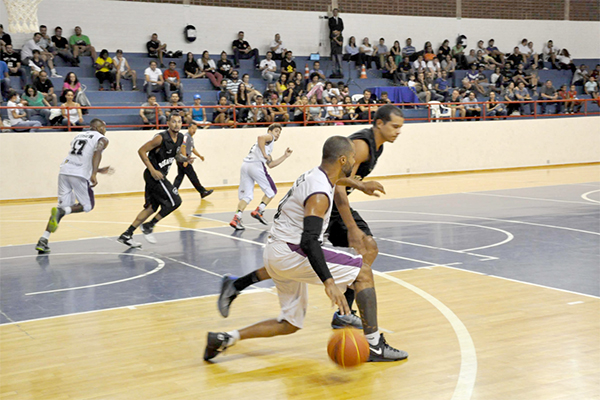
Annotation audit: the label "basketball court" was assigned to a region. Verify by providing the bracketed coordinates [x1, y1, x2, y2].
[1, 164, 598, 399]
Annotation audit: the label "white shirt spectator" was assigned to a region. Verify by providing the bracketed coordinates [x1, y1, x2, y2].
[518, 44, 531, 56]
[21, 39, 43, 59]
[144, 67, 162, 82]
[7, 99, 24, 125]
[270, 39, 285, 56]
[117, 56, 128, 73]
[585, 80, 598, 94]
[413, 60, 426, 70]
[359, 44, 374, 56]
[426, 60, 441, 74]
[326, 103, 343, 118]
[197, 58, 217, 70]
[542, 45, 557, 62]
[260, 59, 277, 72]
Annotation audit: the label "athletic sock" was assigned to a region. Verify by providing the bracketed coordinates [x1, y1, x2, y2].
[147, 217, 159, 228]
[125, 225, 136, 236]
[236, 211, 243, 219]
[63, 206, 72, 215]
[365, 331, 380, 346]
[226, 330, 240, 346]
[233, 270, 261, 291]
[42, 231, 51, 239]
[258, 202, 267, 213]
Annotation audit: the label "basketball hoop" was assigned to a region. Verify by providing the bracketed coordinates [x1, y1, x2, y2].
[2, 0, 44, 33]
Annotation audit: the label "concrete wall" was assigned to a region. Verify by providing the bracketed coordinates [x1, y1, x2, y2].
[1, 117, 599, 201]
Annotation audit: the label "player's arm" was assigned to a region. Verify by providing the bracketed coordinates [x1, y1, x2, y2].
[302, 193, 350, 315]
[192, 148, 204, 161]
[90, 137, 109, 187]
[138, 134, 164, 180]
[266, 147, 292, 169]
[256, 133, 273, 164]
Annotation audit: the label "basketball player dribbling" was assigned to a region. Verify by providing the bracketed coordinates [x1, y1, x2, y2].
[230, 123, 293, 230]
[36, 119, 113, 254]
[204, 136, 407, 362]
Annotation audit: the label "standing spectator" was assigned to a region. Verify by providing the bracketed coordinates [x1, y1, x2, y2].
[226, 70, 242, 96]
[147, 33, 167, 68]
[140, 94, 166, 127]
[62, 72, 91, 111]
[462, 91, 481, 120]
[0, 44, 26, 89]
[94, 49, 116, 91]
[344, 36, 359, 63]
[437, 39, 451, 62]
[260, 51, 280, 83]
[232, 31, 260, 69]
[144, 60, 164, 99]
[358, 37, 377, 69]
[447, 89, 466, 120]
[6, 90, 43, 132]
[0, 24, 11, 53]
[542, 40, 558, 70]
[198, 50, 223, 89]
[184, 52, 202, 79]
[402, 38, 416, 61]
[515, 81, 533, 115]
[486, 91, 507, 119]
[21, 32, 61, 78]
[163, 61, 184, 99]
[165, 92, 191, 124]
[217, 51, 234, 80]
[540, 80, 561, 114]
[584, 76, 598, 98]
[22, 84, 51, 124]
[280, 51, 296, 80]
[390, 40, 402, 65]
[375, 38, 389, 71]
[190, 94, 211, 128]
[60, 89, 85, 131]
[330, 29, 344, 78]
[69, 26, 97, 63]
[328, 8, 344, 38]
[269, 33, 286, 60]
[33, 70, 58, 106]
[114, 49, 138, 91]
[51, 26, 78, 66]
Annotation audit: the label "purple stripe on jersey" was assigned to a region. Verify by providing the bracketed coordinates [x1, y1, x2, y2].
[287, 243, 362, 268]
[87, 181, 95, 210]
[262, 163, 278, 195]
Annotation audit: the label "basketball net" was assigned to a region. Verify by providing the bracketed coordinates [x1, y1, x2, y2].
[2, 0, 43, 33]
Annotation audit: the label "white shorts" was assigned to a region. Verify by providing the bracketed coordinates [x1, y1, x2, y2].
[58, 174, 95, 211]
[238, 161, 277, 203]
[264, 238, 363, 329]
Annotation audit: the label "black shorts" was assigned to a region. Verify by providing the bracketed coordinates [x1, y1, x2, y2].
[326, 206, 372, 247]
[143, 169, 181, 211]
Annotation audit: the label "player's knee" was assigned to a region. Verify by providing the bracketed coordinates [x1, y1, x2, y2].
[173, 196, 182, 210]
[281, 320, 300, 335]
[83, 204, 94, 213]
[355, 263, 374, 286]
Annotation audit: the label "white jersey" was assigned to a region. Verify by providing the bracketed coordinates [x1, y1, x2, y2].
[59, 130, 107, 180]
[270, 167, 334, 245]
[243, 133, 275, 163]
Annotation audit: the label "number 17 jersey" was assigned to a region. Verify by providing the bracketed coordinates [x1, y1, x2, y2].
[59, 130, 107, 180]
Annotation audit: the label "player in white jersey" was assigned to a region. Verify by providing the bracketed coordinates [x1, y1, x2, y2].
[205, 136, 408, 362]
[229, 123, 293, 230]
[35, 119, 113, 253]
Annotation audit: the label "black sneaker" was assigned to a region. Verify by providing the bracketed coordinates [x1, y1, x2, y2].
[201, 189, 214, 199]
[117, 233, 142, 248]
[331, 310, 363, 329]
[368, 334, 408, 362]
[35, 237, 50, 254]
[204, 332, 232, 361]
[140, 223, 157, 244]
[218, 274, 239, 317]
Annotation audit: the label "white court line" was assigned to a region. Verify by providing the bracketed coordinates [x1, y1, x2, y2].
[5, 253, 166, 295]
[581, 189, 600, 204]
[464, 192, 595, 205]
[377, 236, 497, 261]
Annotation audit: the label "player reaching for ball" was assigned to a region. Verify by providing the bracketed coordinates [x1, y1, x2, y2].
[36, 119, 113, 254]
[204, 136, 408, 362]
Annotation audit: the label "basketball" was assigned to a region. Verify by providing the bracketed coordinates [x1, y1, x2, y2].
[327, 328, 370, 368]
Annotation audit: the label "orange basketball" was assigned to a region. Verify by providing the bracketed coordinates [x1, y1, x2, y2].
[327, 328, 370, 368]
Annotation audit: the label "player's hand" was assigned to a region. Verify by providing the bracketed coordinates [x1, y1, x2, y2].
[90, 174, 98, 187]
[358, 181, 386, 197]
[324, 279, 350, 315]
[266, 155, 273, 164]
[285, 148, 293, 157]
[199, 155, 205, 161]
[348, 227, 368, 255]
[150, 169, 164, 180]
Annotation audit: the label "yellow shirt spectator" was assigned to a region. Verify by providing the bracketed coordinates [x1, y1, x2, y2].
[95, 56, 113, 73]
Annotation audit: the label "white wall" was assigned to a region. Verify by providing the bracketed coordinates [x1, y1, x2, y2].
[1, 0, 599, 58]
[1, 117, 599, 201]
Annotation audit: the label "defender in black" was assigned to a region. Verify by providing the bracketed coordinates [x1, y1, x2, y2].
[118, 113, 189, 248]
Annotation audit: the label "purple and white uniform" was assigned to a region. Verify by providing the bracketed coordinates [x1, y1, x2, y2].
[238, 133, 277, 203]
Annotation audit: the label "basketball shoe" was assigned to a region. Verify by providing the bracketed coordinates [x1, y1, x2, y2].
[117, 233, 142, 248]
[140, 223, 157, 244]
[250, 208, 268, 225]
[200, 189, 214, 199]
[368, 334, 408, 362]
[204, 332, 232, 361]
[35, 237, 50, 254]
[331, 310, 363, 329]
[229, 215, 245, 230]
[48, 207, 66, 233]
[218, 274, 239, 317]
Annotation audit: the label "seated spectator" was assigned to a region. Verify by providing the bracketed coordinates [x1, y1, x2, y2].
[524, 63, 540, 93]
[291, 95, 308, 123]
[344, 36, 359, 63]
[38, 25, 55, 54]
[527, 41, 540, 68]
[33, 70, 58, 106]
[541, 40, 558, 69]
[390, 40, 402, 65]
[260, 51, 280, 83]
[248, 94, 269, 126]
[475, 65, 491, 94]
[465, 49, 477, 68]
[423, 71, 444, 101]
[6, 90, 43, 132]
[512, 64, 529, 87]
[572, 64, 589, 86]
[22, 32, 62, 78]
[262, 82, 278, 102]
[28, 50, 45, 80]
[341, 95, 358, 124]
[414, 72, 432, 103]
[51, 26, 77, 66]
[326, 96, 344, 122]
[241, 73, 261, 102]
[60, 89, 84, 131]
[451, 41, 467, 69]
[402, 38, 416, 61]
[441, 53, 456, 78]
[398, 57, 413, 83]
[226, 70, 242, 96]
[540, 80, 561, 114]
[557, 49, 575, 72]
[437, 39, 451, 62]
[506, 47, 524, 68]
[147, 33, 167, 68]
[382, 55, 398, 81]
[305, 73, 324, 102]
[22, 84, 51, 124]
[1, 60, 11, 101]
[323, 81, 341, 103]
[490, 66, 504, 91]
[306, 95, 324, 125]
[378, 91, 392, 104]
[114, 49, 138, 91]
[486, 39, 504, 64]
[0, 44, 26, 89]
[197, 50, 223, 89]
[434, 70, 451, 101]
[412, 54, 426, 73]
[190, 94, 211, 128]
[0, 24, 11, 53]
[461, 91, 481, 120]
[216, 51, 233, 79]
[212, 96, 235, 127]
[94, 49, 116, 91]
[282, 81, 298, 105]
[165, 92, 191, 123]
[485, 91, 507, 119]
[504, 82, 519, 115]
[515, 82, 533, 115]
[310, 61, 326, 81]
[423, 41, 435, 63]
[590, 64, 600, 80]
[184, 52, 202, 79]
[234, 83, 251, 122]
[375, 38, 389, 70]
[269, 33, 286, 60]
[144, 60, 164, 99]
[565, 84, 582, 114]
[140, 94, 166, 127]
[62, 72, 91, 111]
[291, 71, 305, 94]
[266, 93, 290, 123]
[427, 57, 442, 78]
[232, 31, 260, 69]
[517, 39, 531, 64]
[69, 26, 97, 63]
[163, 61, 183, 99]
[356, 89, 378, 120]
[280, 51, 296, 80]
[500, 63, 514, 86]
[585, 76, 598, 98]
[358, 37, 378, 69]
[447, 89, 466, 120]
[276, 73, 289, 97]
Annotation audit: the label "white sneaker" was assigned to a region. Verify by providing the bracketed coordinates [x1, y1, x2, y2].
[140, 223, 157, 244]
[51, 72, 63, 78]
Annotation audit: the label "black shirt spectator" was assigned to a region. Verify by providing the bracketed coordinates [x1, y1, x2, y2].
[328, 8, 344, 38]
[147, 39, 160, 56]
[281, 52, 296, 78]
[232, 39, 250, 52]
[217, 51, 233, 79]
[51, 35, 69, 50]
[34, 75, 54, 93]
[0, 48, 20, 69]
[0, 24, 11, 51]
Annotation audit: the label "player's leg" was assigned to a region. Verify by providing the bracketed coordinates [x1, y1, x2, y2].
[118, 172, 159, 247]
[139, 178, 182, 243]
[249, 162, 277, 225]
[230, 163, 254, 230]
[218, 266, 271, 317]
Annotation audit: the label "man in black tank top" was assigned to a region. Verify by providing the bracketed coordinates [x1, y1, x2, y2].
[118, 113, 190, 248]
[217, 105, 405, 331]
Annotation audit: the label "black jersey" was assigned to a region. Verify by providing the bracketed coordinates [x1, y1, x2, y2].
[148, 130, 183, 175]
[346, 127, 383, 193]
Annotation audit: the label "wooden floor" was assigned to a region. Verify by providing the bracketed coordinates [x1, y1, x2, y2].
[1, 164, 599, 400]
